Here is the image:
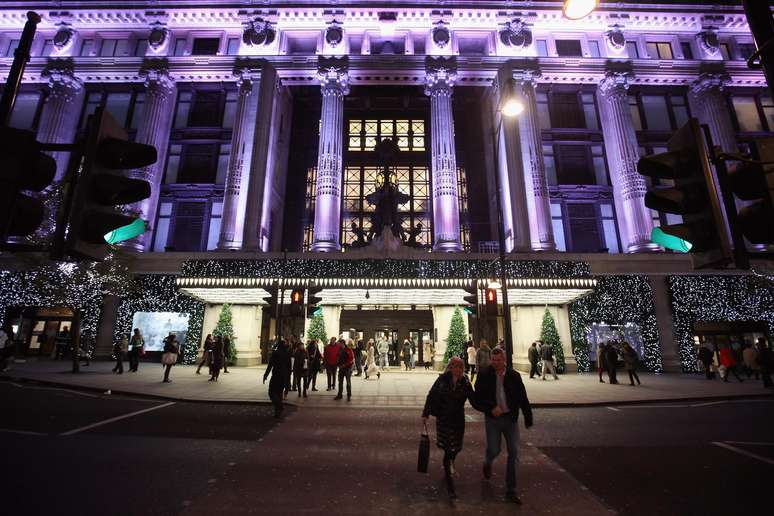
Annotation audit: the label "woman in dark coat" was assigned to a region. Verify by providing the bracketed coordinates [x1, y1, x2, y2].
[196, 334, 213, 375]
[422, 356, 481, 500]
[293, 341, 309, 397]
[264, 339, 292, 418]
[222, 336, 231, 373]
[306, 340, 322, 392]
[209, 336, 224, 382]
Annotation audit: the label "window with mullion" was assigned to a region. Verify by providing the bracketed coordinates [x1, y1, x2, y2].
[77, 87, 145, 134]
[629, 90, 690, 133]
[729, 92, 774, 134]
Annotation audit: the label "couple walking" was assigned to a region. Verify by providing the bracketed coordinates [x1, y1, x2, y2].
[422, 348, 532, 504]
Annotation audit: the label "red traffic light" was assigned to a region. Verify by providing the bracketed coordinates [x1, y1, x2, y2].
[485, 288, 497, 304]
[290, 289, 304, 305]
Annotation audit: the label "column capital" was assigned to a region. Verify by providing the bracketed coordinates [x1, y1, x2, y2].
[598, 70, 634, 100]
[317, 56, 349, 95]
[139, 58, 175, 96]
[233, 59, 265, 89]
[690, 72, 730, 96]
[41, 58, 83, 102]
[425, 56, 457, 96]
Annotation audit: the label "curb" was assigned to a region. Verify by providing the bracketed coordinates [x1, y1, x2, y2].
[3, 374, 771, 408]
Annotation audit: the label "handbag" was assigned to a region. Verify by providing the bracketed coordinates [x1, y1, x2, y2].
[417, 422, 430, 474]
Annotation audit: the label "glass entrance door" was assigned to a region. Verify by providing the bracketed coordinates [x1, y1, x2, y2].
[409, 329, 433, 365]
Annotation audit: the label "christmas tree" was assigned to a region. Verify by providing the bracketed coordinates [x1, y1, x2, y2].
[540, 307, 565, 373]
[306, 310, 327, 344]
[443, 306, 467, 364]
[213, 304, 237, 364]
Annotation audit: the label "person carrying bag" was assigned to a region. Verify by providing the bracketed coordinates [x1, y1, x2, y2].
[417, 421, 430, 473]
[161, 333, 179, 383]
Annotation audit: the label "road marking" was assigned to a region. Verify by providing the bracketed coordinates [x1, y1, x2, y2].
[723, 441, 774, 446]
[6, 381, 107, 399]
[606, 406, 621, 412]
[712, 441, 774, 466]
[0, 428, 47, 436]
[691, 401, 728, 407]
[60, 401, 175, 436]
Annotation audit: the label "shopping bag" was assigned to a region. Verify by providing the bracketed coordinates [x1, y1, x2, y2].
[417, 423, 430, 473]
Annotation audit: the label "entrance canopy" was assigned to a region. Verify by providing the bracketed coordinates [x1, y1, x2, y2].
[176, 275, 597, 306]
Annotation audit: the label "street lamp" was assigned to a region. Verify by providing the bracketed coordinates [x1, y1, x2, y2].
[562, 0, 599, 21]
[491, 76, 522, 369]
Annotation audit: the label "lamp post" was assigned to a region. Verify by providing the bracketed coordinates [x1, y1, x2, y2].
[491, 77, 524, 369]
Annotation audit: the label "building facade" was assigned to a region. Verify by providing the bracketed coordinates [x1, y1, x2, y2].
[1, 1, 772, 372]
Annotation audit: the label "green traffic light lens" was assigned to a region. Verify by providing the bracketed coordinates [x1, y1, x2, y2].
[104, 218, 146, 244]
[651, 227, 692, 253]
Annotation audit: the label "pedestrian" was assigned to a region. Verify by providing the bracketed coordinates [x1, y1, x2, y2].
[112, 336, 126, 374]
[423, 339, 434, 370]
[196, 334, 213, 375]
[476, 339, 492, 374]
[597, 342, 607, 383]
[719, 344, 743, 383]
[264, 339, 292, 418]
[222, 336, 231, 373]
[755, 338, 772, 388]
[378, 335, 390, 369]
[539, 340, 559, 380]
[54, 327, 70, 360]
[334, 338, 354, 401]
[161, 332, 179, 383]
[474, 347, 533, 505]
[604, 341, 619, 384]
[742, 342, 759, 380]
[422, 357, 481, 501]
[410, 338, 418, 370]
[402, 339, 412, 371]
[209, 335, 224, 382]
[354, 338, 364, 376]
[698, 343, 714, 380]
[323, 337, 339, 391]
[527, 342, 540, 379]
[0, 326, 9, 372]
[293, 341, 309, 397]
[79, 336, 92, 366]
[622, 342, 641, 386]
[468, 341, 479, 382]
[306, 339, 322, 391]
[128, 328, 144, 372]
[365, 340, 380, 379]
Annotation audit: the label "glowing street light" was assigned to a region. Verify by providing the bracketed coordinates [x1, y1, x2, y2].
[563, 0, 599, 20]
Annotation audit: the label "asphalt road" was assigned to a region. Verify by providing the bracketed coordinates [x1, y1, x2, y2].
[1, 380, 773, 516]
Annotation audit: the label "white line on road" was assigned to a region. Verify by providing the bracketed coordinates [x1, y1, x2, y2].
[712, 441, 774, 466]
[0, 428, 47, 436]
[723, 441, 774, 446]
[6, 381, 107, 399]
[59, 401, 175, 436]
[606, 406, 621, 412]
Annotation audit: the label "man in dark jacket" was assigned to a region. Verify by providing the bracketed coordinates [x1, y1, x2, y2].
[335, 339, 355, 401]
[474, 347, 533, 505]
[605, 342, 620, 384]
[527, 342, 541, 379]
[264, 339, 292, 418]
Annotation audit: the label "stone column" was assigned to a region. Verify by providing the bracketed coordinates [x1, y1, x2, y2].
[37, 61, 84, 183]
[219, 65, 263, 250]
[311, 58, 349, 252]
[425, 58, 462, 252]
[515, 68, 555, 251]
[135, 60, 176, 251]
[597, 71, 658, 253]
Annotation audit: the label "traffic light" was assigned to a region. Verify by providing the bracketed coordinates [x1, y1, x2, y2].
[462, 284, 478, 315]
[290, 288, 304, 316]
[306, 286, 323, 318]
[637, 118, 731, 267]
[726, 137, 774, 245]
[262, 286, 278, 312]
[66, 107, 156, 259]
[484, 287, 498, 316]
[0, 127, 56, 239]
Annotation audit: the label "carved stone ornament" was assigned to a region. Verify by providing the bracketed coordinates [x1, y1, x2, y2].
[148, 23, 169, 51]
[605, 26, 626, 53]
[499, 20, 532, 49]
[53, 23, 76, 52]
[325, 24, 344, 47]
[243, 19, 276, 47]
[696, 30, 720, 57]
[432, 24, 451, 48]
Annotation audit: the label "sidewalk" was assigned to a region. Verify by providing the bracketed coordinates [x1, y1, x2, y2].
[2, 359, 771, 407]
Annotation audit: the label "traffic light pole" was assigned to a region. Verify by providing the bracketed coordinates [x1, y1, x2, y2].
[742, 1, 774, 100]
[701, 125, 750, 270]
